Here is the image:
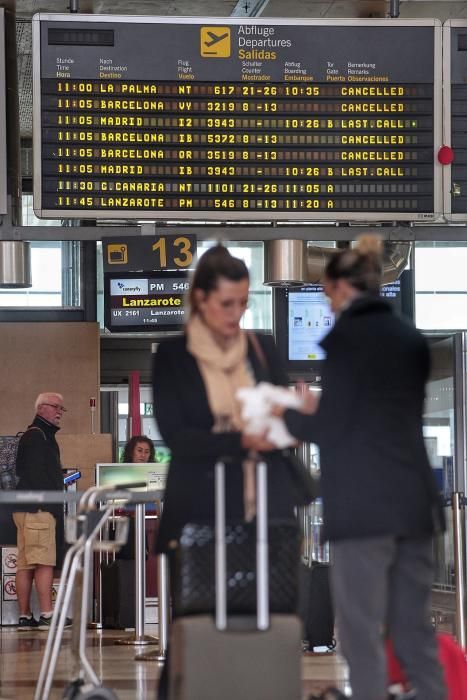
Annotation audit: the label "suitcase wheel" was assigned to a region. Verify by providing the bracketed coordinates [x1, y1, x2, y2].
[62, 680, 118, 700]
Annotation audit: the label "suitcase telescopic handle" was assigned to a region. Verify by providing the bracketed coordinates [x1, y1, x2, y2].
[215, 460, 269, 632]
[256, 461, 269, 631]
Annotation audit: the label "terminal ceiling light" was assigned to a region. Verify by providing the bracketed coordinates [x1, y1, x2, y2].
[0, 241, 32, 288]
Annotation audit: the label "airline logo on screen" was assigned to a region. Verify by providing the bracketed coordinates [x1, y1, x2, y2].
[200, 27, 231, 58]
[110, 279, 149, 296]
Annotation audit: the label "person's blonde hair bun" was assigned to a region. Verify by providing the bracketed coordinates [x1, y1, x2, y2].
[355, 233, 383, 257]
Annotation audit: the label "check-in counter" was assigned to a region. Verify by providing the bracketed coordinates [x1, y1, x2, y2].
[95, 462, 168, 627]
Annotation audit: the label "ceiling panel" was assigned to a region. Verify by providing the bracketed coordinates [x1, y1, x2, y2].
[13, 1, 467, 20]
[264, 1, 387, 18]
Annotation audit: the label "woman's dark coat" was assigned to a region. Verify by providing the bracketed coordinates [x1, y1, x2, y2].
[285, 296, 445, 542]
[152, 333, 296, 553]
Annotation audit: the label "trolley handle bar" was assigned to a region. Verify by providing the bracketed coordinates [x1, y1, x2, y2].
[81, 481, 148, 511]
[112, 481, 147, 490]
[88, 489, 164, 509]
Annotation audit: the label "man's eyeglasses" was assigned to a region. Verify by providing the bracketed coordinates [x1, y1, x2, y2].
[41, 403, 67, 413]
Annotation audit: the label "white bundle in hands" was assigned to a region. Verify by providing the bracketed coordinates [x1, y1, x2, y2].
[236, 382, 303, 449]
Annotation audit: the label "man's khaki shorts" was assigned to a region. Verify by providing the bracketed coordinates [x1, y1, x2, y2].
[13, 512, 56, 570]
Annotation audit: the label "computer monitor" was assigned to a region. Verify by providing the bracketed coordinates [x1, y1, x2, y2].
[274, 269, 414, 380]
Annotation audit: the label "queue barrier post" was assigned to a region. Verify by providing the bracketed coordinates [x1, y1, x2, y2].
[136, 498, 170, 663]
[115, 502, 158, 646]
[452, 492, 466, 649]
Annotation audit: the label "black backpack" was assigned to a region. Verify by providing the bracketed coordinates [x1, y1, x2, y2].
[0, 428, 45, 490]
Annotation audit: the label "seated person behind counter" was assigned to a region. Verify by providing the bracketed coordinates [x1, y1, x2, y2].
[122, 435, 155, 464]
[117, 435, 156, 560]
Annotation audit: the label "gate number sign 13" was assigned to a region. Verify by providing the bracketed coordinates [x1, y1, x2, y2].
[152, 235, 195, 269]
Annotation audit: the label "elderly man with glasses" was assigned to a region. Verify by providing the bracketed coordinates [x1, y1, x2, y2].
[12, 392, 70, 631]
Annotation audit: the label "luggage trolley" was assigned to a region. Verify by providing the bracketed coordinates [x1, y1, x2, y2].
[34, 482, 160, 700]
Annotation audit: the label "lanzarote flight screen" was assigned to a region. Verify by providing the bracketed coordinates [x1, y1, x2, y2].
[33, 15, 442, 221]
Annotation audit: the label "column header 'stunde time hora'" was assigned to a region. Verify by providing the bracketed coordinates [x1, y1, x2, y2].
[32, 15, 443, 221]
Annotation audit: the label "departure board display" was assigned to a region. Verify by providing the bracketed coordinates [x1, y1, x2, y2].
[0, 10, 7, 215]
[33, 15, 442, 221]
[444, 21, 467, 219]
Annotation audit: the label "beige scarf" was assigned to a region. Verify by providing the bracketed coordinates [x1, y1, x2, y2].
[187, 314, 257, 519]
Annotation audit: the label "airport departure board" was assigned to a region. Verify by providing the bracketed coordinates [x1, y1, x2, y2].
[0, 10, 7, 215]
[444, 21, 467, 220]
[33, 16, 442, 221]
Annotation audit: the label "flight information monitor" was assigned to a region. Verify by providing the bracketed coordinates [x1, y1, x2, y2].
[288, 286, 334, 362]
[275, 270, 414, 378]
[104, 271, 189, 332]
[33, 15, 442, 221]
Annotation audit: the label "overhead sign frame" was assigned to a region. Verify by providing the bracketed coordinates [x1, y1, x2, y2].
[33, 14, 443, 223]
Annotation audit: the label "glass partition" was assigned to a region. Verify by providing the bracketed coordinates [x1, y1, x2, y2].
[415, 242, 467, 330]
[425, 336, 455, 591]
[0, 195, 82, 309]
[0, 240, 81, 308]
[425, 335, 462, 634]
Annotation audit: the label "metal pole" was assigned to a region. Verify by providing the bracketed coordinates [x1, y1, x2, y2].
[215, 461, 227, 631]
[136, 499, 169, 662]
[135, 503, 145, 638]
[115, 503, 157, 646]
[136, 551, 170, 662]
[157, 553, 170, 660]
[452, 492, 466, 649]
[389, 0, 400, 19]
[453, 334, 467, 495]
[256, 461, 269, 631]
[298, 441, 311, 564]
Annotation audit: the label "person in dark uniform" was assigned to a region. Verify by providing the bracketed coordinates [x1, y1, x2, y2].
[152, 244, 299, 699]
[13, 392, 68, 631]
[275, 236, 446, 700]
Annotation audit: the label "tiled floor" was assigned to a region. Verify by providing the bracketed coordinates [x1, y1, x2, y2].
[0, 625, 348, 700]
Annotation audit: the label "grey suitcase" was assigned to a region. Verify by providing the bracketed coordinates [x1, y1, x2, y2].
[168, 460, 302, 700]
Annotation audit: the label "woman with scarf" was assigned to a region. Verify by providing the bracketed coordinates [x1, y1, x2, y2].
[152, 244, 299, 699]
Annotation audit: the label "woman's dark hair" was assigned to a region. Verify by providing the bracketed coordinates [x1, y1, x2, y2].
[122, 435, 155, 463]
[325, 234, 383, 295]
[189, 244, 249, 313]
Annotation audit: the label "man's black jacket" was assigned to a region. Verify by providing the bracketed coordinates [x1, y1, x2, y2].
[15, 415, 64, 519]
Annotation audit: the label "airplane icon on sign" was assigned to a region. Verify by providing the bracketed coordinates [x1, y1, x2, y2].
[204, 30, 229, 47]
[200, 27, 231, 57]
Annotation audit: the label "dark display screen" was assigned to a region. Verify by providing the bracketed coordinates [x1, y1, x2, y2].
[104, 271, 189, 332]
[449, 24, 467, 217]
[33, 16, 440, 221]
